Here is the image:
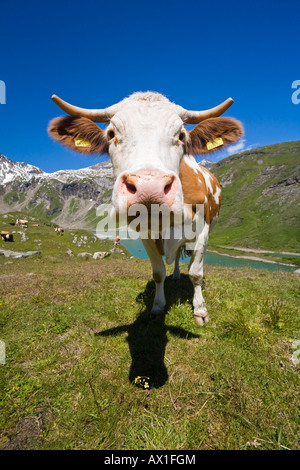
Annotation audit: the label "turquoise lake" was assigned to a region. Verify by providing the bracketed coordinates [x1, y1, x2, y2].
[120, 238, 297, 272]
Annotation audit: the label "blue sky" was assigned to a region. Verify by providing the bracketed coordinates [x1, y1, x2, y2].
[0, 0, 299, 172]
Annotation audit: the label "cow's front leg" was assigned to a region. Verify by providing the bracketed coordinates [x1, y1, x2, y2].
[188, 223, 210, 326]
[142, 238, 166, 315]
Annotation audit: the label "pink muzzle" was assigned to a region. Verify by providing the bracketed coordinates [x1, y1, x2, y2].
[118, 169, 180, 209]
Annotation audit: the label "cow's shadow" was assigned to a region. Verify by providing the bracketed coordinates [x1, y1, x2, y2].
[95, 274, 200, 388]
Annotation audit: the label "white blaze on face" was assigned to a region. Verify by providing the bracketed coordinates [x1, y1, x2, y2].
[109, 107, 184, 175]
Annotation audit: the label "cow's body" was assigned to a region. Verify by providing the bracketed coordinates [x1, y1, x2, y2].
[16, 219, 28, 227]
[1, 230, 13, 242]
[140, 155, 221, 324]
[55, 227, 64, 235]
[48, 91, 242, 325]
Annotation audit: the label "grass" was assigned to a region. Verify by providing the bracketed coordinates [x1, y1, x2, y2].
[0, 251, 299, 450]
[0, 211, 128, 259]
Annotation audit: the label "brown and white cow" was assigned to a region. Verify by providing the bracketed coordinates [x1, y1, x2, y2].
[114, 235, 121, 246]
[48, 92, 243, 325]
[55, 227, 64, 235]
[1, 230, 13, 242]
[16, 219, 28, 227]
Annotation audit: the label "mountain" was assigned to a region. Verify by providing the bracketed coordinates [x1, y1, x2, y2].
[208, 140, 300, 252]
[0, 154, 44, 184]
[0, 153, 114, 228]
[47, 160, 113, 183]
[0, 153, 113, 184]
[198, 158, 214, 169]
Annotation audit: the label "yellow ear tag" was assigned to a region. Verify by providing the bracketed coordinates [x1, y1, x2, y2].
[206, 137, 223, 150]
[74, 136, 91, 148]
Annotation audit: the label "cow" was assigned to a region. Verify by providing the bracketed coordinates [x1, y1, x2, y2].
[48, 92, 243, 325]
[55, 227, 64, 235]
[16, 219, 28, 227]
[1, 231, 13, 242]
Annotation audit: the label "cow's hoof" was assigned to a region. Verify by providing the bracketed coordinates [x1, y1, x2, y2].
[151, 305, 164, 316]
[193, 308, 209, 326]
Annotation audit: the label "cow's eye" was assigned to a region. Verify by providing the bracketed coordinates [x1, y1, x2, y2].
[178, 132, 185, 142]
[107, 129, 115, 140]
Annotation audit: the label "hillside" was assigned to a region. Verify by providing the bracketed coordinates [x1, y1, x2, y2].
[0, 212, 129, 260]
[0, 154, 114, 229]
[208, 141, 300, 252]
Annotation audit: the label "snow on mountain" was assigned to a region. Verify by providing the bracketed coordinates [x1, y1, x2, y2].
[0, 153, 44, 184]
[198, 159, 214, 168]
[46, 161, 113, 182]
[0, 153, 113, 185]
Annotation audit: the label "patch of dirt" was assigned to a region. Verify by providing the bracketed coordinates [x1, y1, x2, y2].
[1, 408, 50, 450]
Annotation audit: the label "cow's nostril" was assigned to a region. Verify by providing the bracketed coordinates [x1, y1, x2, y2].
[164, 177, 174, 195]
[125, 181, 137, 194]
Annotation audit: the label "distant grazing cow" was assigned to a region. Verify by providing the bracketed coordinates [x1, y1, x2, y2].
[55, 227, 64, 235]
[16, 219, 28, 227]
[48, 92, 243, 325]
[1, 231, 13, 242]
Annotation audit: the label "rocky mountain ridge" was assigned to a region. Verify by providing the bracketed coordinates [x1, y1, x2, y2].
[0, 154, 114, 228]
[0, 153, 114, 184]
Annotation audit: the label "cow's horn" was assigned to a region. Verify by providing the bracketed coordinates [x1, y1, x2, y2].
[51, 95, 118, 122]
[180, 98, 234, 124]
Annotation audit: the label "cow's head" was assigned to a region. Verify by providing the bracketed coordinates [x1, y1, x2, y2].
[48, 92, 243, 225]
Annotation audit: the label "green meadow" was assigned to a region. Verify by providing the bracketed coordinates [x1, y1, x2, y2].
[0, 216, 299, 450]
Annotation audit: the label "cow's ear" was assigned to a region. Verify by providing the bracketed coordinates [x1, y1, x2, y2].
[48, 116, 108, 154]
[187, 117, 244, 155]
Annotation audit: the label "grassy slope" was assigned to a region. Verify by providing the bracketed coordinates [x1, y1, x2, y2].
[0, 211, 125, 259]
[208, 141, 300, 252]
[0, 250, 299, 449]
